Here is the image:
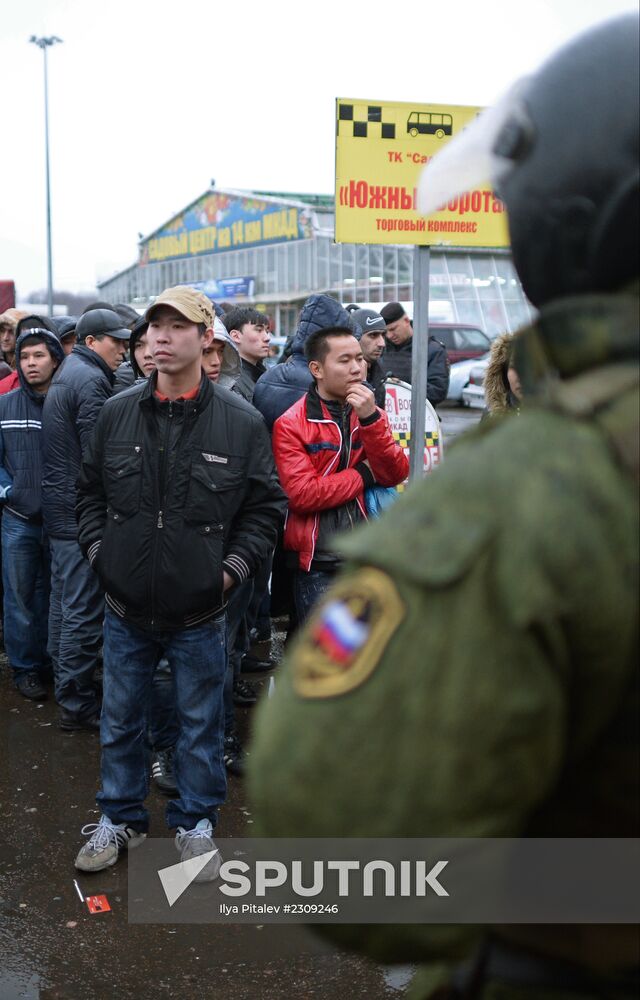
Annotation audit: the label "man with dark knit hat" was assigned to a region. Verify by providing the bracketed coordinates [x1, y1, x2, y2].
[379, 302, 449, 407]
[350, 308, 389, 407]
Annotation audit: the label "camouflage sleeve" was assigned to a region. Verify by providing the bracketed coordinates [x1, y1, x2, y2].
[248, 411, 637, 964]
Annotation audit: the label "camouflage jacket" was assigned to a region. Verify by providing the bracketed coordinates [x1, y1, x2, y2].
[249, 289, 639, 995]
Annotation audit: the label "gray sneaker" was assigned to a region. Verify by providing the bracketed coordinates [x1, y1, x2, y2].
[75, 814, 146, 872]
[174, 818, 221, 883]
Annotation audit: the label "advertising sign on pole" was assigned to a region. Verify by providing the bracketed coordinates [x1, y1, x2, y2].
[335, 96, 509, 480]
[335, 97, 509, 248]
[140, 190, 315, 265]
[385, 380, 443, 484]
[187, 277, 256, 301]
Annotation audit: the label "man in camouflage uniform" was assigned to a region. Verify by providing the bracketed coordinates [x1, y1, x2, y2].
[249, 14, 639, 999]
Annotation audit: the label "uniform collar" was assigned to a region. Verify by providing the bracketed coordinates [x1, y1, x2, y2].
[514, 287, 639, 397]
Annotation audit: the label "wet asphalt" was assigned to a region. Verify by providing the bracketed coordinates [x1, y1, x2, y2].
[0, 634, 414, 1000]
[0, 406, 479, 1000]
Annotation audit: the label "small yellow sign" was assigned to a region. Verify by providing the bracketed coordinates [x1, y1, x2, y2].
[335, 97, 509, 248]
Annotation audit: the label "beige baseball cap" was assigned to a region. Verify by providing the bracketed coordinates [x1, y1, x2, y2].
[144, 286, 214, 328]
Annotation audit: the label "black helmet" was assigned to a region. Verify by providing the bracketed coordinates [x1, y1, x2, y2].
[495, 14, 639, 307]
[416, 14, 639, 308]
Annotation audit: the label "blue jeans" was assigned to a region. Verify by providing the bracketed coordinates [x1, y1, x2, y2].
[1, 511, 51, 676]
[48, 537, 103, 715]
[294, 567, 335, 625]
[98, 609, 227, 832]
[247, 553, 273, 634]
[147, 656, 179, 751]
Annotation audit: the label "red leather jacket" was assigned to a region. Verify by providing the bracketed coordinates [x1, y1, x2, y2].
[273, 387, 409, 570]
[0, 370, 19, 395]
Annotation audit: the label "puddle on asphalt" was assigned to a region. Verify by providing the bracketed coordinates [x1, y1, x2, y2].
[0, 969, 42, 1000]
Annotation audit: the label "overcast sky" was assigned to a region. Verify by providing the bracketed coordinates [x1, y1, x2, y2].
[0, 0, 635, 299]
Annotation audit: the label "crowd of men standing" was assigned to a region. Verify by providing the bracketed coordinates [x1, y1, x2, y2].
[0, 291, 431, 875]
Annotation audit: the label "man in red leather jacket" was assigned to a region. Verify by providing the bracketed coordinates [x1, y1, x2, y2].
[273, 326, 408, 623]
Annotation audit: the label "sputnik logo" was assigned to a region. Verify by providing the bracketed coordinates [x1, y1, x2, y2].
[157, 850, 219, 906]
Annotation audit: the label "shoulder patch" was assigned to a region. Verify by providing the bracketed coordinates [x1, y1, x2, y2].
[292, 567, 404, 699]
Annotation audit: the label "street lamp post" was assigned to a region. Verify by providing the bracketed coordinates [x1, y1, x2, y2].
[29, 35, 62, 318]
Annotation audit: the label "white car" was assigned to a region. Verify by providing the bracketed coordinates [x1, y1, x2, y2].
[447, 353, 489, 403]
[461, 359, 489, 408]
[264, 335, 288, 367]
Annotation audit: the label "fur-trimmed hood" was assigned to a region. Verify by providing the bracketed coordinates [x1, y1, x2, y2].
[212, 318, 242, 387]
[484, 333, 518, 414]
[0, 308, 28, 331]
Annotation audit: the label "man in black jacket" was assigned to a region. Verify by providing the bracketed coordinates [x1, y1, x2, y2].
[42, 309, 129, 731]
[379, 302, 449, 406]
[74, 286, 285, 876]
[350, 308, 388, 407]
[0, 325, 64, 701]
[223, 307, 271, 403]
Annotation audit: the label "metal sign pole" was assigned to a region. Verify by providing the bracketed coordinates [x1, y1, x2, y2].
[43, 43, 54, 318]
[409, 244, 430, 481]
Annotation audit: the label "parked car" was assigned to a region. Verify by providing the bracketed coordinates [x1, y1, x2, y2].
[447, 352, 490, 403]
[264, 335, 288, 367]
[431, 324, 492, 365]
[462, 359, 489, 408]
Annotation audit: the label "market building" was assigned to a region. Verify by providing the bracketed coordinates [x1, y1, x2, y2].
[97, 187, 533, 337]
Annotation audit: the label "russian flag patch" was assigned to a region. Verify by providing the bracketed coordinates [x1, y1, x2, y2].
[293, 568, 405, 699]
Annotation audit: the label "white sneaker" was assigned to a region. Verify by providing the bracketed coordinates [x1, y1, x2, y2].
[75, 814, 146, 872]
[174, 818, 221, 882]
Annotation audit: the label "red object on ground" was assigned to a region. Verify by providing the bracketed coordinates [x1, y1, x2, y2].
[86, 894, 111, 914]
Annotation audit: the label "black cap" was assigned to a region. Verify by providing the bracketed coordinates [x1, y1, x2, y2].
[113, 303, 141, 327]
[52, 316, 78, 339]
[76, 309, 131, 343]
[380, 302, 406, 324]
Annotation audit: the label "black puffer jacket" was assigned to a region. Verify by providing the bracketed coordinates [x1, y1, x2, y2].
[253, 295, 355, 430]
[234, 358, 266, 404]
[382, 335, 450, 406]
[42, 345, 115, 539]
[76, 372, 286, 631]
[367, 358, 388, 408]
